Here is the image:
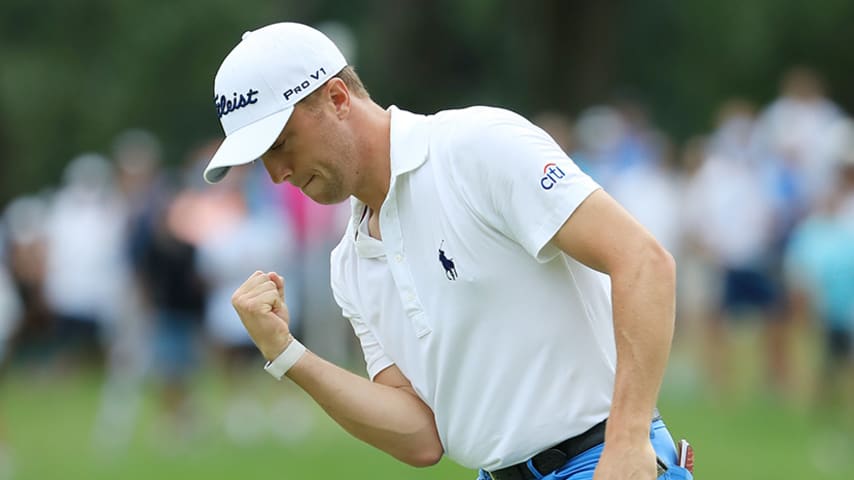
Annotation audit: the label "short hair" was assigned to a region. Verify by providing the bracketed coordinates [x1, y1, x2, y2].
[337, 65, 370, 98]
[301, 65, 370, 109]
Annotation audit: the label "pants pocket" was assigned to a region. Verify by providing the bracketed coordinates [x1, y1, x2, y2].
[660, 464, 693, 480]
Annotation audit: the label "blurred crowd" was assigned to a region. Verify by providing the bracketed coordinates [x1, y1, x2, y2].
[534, 66, 854, 413]
[1, 66, 853, 461]
[0, 128, 350, 457]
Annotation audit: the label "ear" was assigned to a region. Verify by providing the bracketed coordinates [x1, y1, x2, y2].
[327, 77, 351, 119]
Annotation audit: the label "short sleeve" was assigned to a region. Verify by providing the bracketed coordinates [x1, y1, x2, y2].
[330, 242, 394, 380]
[345, 313, 395, 380]
[445, 108, 601, 262]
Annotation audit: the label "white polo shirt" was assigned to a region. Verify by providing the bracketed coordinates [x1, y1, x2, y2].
[330, 106, 616, 471]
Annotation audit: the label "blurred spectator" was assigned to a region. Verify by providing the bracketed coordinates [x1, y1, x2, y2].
[612, 95, 666, 170]
[3, 195, 51, 365]
[42, 153, 127, 371]
[784, 122, 854, 411]
[0, 223, 21, 366]
[92, 129, 162, 452]
[673, 137, 718, 339]
[0, 219, 22, 480]
[135, 161, 207, 441]
[684, 99, 790, 395]
[607, 132, 683, 257]
[826, 121, 854, 226]
[571, 105, 627, 187]
[751, 66, 845, 229]
[572, 101, 663, 190]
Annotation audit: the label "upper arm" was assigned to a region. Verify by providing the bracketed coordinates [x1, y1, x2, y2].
[373, 364, 419, 396]
[550, 189, 672, 275]
[373, 364, 410, 388]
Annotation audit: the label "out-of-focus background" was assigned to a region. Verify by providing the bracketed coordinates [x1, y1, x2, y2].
[2, 1, 854, 479]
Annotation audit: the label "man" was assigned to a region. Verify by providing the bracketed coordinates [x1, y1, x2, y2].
[205, 22, 692, 479]
[784, 133, 854, 412]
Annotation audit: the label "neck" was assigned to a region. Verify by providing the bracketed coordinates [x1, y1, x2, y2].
[351, 99, 392, 212]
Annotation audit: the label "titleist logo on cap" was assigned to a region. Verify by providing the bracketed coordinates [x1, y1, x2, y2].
[214, 88, 260, 118]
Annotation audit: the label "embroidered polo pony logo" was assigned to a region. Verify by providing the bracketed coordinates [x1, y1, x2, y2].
[438, 241, 458, 281]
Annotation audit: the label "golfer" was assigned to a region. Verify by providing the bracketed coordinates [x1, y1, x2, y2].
[206, 22, 693, 480]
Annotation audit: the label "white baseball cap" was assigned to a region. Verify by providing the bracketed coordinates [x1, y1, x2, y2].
[204, 22, 348, 184]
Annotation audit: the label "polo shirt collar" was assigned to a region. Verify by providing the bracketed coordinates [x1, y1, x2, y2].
[348, 106, 430, 253]
[388, 105, 430, 177]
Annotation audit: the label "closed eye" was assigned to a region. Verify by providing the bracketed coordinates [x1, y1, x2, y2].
[269, 139, 284, 151]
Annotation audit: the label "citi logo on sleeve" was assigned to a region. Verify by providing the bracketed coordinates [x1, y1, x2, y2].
[540, 163, 567, 190]
[215, 88, 260, 118]
[438, 241, 458, 281]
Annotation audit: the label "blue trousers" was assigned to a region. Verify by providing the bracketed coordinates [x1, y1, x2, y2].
[478, 419, 693, 479]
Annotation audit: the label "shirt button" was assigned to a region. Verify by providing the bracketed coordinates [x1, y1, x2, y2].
[395, 254, 403, 262]
[406, 292, 416, 301]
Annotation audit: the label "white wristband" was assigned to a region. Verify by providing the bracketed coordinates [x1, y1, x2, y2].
[263, 337, 306, 380]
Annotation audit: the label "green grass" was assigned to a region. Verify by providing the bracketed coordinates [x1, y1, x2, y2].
[2, 329, 853, 479]
[0, 366, 472, 480]
[1, 368, 472, 480]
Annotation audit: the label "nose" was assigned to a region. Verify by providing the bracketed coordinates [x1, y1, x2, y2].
[261, 155, 293, 184]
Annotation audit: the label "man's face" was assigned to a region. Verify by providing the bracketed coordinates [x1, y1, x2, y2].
[260, 96, 356, 205]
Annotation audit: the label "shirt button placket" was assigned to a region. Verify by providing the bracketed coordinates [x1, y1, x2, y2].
[383, 192, 430, 336]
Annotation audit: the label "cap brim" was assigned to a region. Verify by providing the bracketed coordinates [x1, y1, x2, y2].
[204, 107, 293, 184]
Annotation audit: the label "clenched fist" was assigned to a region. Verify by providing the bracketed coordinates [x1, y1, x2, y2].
[232, 271, 293, 361]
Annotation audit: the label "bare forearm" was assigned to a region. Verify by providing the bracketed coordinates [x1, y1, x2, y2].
[285, 352, 443, 466]
[231, 272, 441, 466]
[607, 244, 676, 442]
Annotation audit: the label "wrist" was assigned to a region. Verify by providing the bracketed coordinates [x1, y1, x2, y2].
[262, 330, 293, 362]
[263, 336, 306, 380]
[604, 429, 650, 447]
[604, 412, 653, 444]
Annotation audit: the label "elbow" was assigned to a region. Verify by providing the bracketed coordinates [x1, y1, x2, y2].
[406, 448, 443, 468]
[398, 437, 443, 467]
[624, 238, 677, 294]
[649, 241, 676, 283]
[645, 241, 677, 302]
[645, 241, 677, 319]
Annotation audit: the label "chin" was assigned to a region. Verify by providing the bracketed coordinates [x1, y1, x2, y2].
[308, 190, 349, 205]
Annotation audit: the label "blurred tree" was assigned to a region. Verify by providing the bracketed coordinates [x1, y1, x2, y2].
[0, 0, 290, 203]
[1, 0, 853, 206]
[616, 0, 854, 137]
